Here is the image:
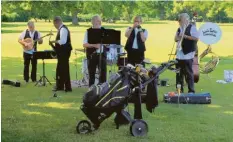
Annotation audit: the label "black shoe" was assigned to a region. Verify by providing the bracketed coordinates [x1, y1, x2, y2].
[65, 89, 72, 92]
[52, 86, 64, 91]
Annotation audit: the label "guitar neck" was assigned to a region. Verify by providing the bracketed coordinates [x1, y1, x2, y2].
[34, 34, 50, 42]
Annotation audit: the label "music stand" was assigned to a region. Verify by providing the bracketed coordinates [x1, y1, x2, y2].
[88, 29, 121, 83]
[33, 51, 56, 86]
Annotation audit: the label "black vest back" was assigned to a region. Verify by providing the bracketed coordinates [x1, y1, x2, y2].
[85, 27, 106, 58]
[125, 28, 146, 52]
[55, 25, 72, 52]
[24, 30, 38, 51]
[180, 24, 197, 55]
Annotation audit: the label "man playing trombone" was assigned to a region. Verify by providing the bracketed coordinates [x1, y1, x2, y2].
[175, 13, 199, 93]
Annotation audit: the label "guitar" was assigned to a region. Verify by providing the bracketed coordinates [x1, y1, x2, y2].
[23, 32, 53, 51]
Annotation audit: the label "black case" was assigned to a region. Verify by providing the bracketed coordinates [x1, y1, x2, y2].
[2, 79, 21, 87]
[164, 93, 211, 104]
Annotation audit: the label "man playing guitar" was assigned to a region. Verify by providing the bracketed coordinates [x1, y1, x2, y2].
[18, 21, 43, 83]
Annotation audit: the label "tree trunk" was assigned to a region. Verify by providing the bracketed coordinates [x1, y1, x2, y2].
[72, 10, 79, 25]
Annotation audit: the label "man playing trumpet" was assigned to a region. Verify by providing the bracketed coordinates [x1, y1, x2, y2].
[125, 16, 148, 67]
[175, 13, 199, 93]
[18, 21, 43, 83]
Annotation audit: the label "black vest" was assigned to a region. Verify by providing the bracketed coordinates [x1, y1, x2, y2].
[85, 27, 106, 58]
[24, 30, 38, 51]
[125, 28, 146, 52]
[178, 24, 197, 55]
[55, 25, 72, 52]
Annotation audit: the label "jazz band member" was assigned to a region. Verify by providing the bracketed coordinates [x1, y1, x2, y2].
[175, 13, 199, 93]
[50, 16, 72, 92]
[18, 21, 43, 83]
[83, 15, 107, 87]
[125, 16, 148, 67]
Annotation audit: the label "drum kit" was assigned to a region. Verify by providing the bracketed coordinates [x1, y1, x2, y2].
[72, 44, 127, 88]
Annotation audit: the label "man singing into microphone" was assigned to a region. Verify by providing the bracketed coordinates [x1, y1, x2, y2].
[125, 16, 148, 67]
[175, 13, 199, 93]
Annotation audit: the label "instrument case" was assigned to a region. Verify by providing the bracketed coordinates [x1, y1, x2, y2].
[163, 93, 211, 104]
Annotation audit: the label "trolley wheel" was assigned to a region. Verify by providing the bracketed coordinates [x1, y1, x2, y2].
[76, 120, 92, 134]
[130, 119, 148, 137]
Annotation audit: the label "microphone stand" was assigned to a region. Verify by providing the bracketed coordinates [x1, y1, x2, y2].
[98, 31, 105, 85]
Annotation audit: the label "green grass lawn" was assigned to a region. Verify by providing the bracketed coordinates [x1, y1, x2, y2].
[1, 21, 233, 142]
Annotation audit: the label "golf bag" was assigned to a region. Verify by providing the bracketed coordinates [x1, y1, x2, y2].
[81, 67, 131, 129]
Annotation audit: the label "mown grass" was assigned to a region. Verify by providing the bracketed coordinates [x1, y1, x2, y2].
[1, 21, 233, 142]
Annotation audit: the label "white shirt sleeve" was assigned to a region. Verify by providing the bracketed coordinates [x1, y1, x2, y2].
[190, 25, 199, 39]
[125, 27, 131, 35]
[57, 27, 68, 45]
[83, 31, 88, 44]
[19, 30, 26, 40]
[143, 29, 148, 39]
[37, 32, 41, 39]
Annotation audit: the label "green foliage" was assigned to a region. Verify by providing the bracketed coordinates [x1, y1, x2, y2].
[1, 1, 233, 23]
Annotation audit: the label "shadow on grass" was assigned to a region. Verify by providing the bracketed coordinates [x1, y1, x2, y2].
[218, 24, 233, 27]
[69, 24, 127, 29]
[1, 23, 26, 28]
[1, 29, 56, 34]
[144, 21, 168, 24]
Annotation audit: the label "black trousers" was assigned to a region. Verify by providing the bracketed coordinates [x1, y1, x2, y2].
[87, 53, 107, 87]
[176, 59, 195, 93]
[56, 50, 71, 90]
[127, 49, 145, 67]
[23, 52, 37, 82]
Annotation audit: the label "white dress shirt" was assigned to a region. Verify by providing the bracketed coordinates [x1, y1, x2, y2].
[19, 30, 41, 54]
[125, 27, 148, 49]
[57, 24, 68, 45]
[176, 24, 199, 60]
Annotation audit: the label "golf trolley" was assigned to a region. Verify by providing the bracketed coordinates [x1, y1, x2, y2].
[76, 60, 178, 137]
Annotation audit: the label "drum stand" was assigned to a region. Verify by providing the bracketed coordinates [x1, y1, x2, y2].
[73, 50, 80, 83]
